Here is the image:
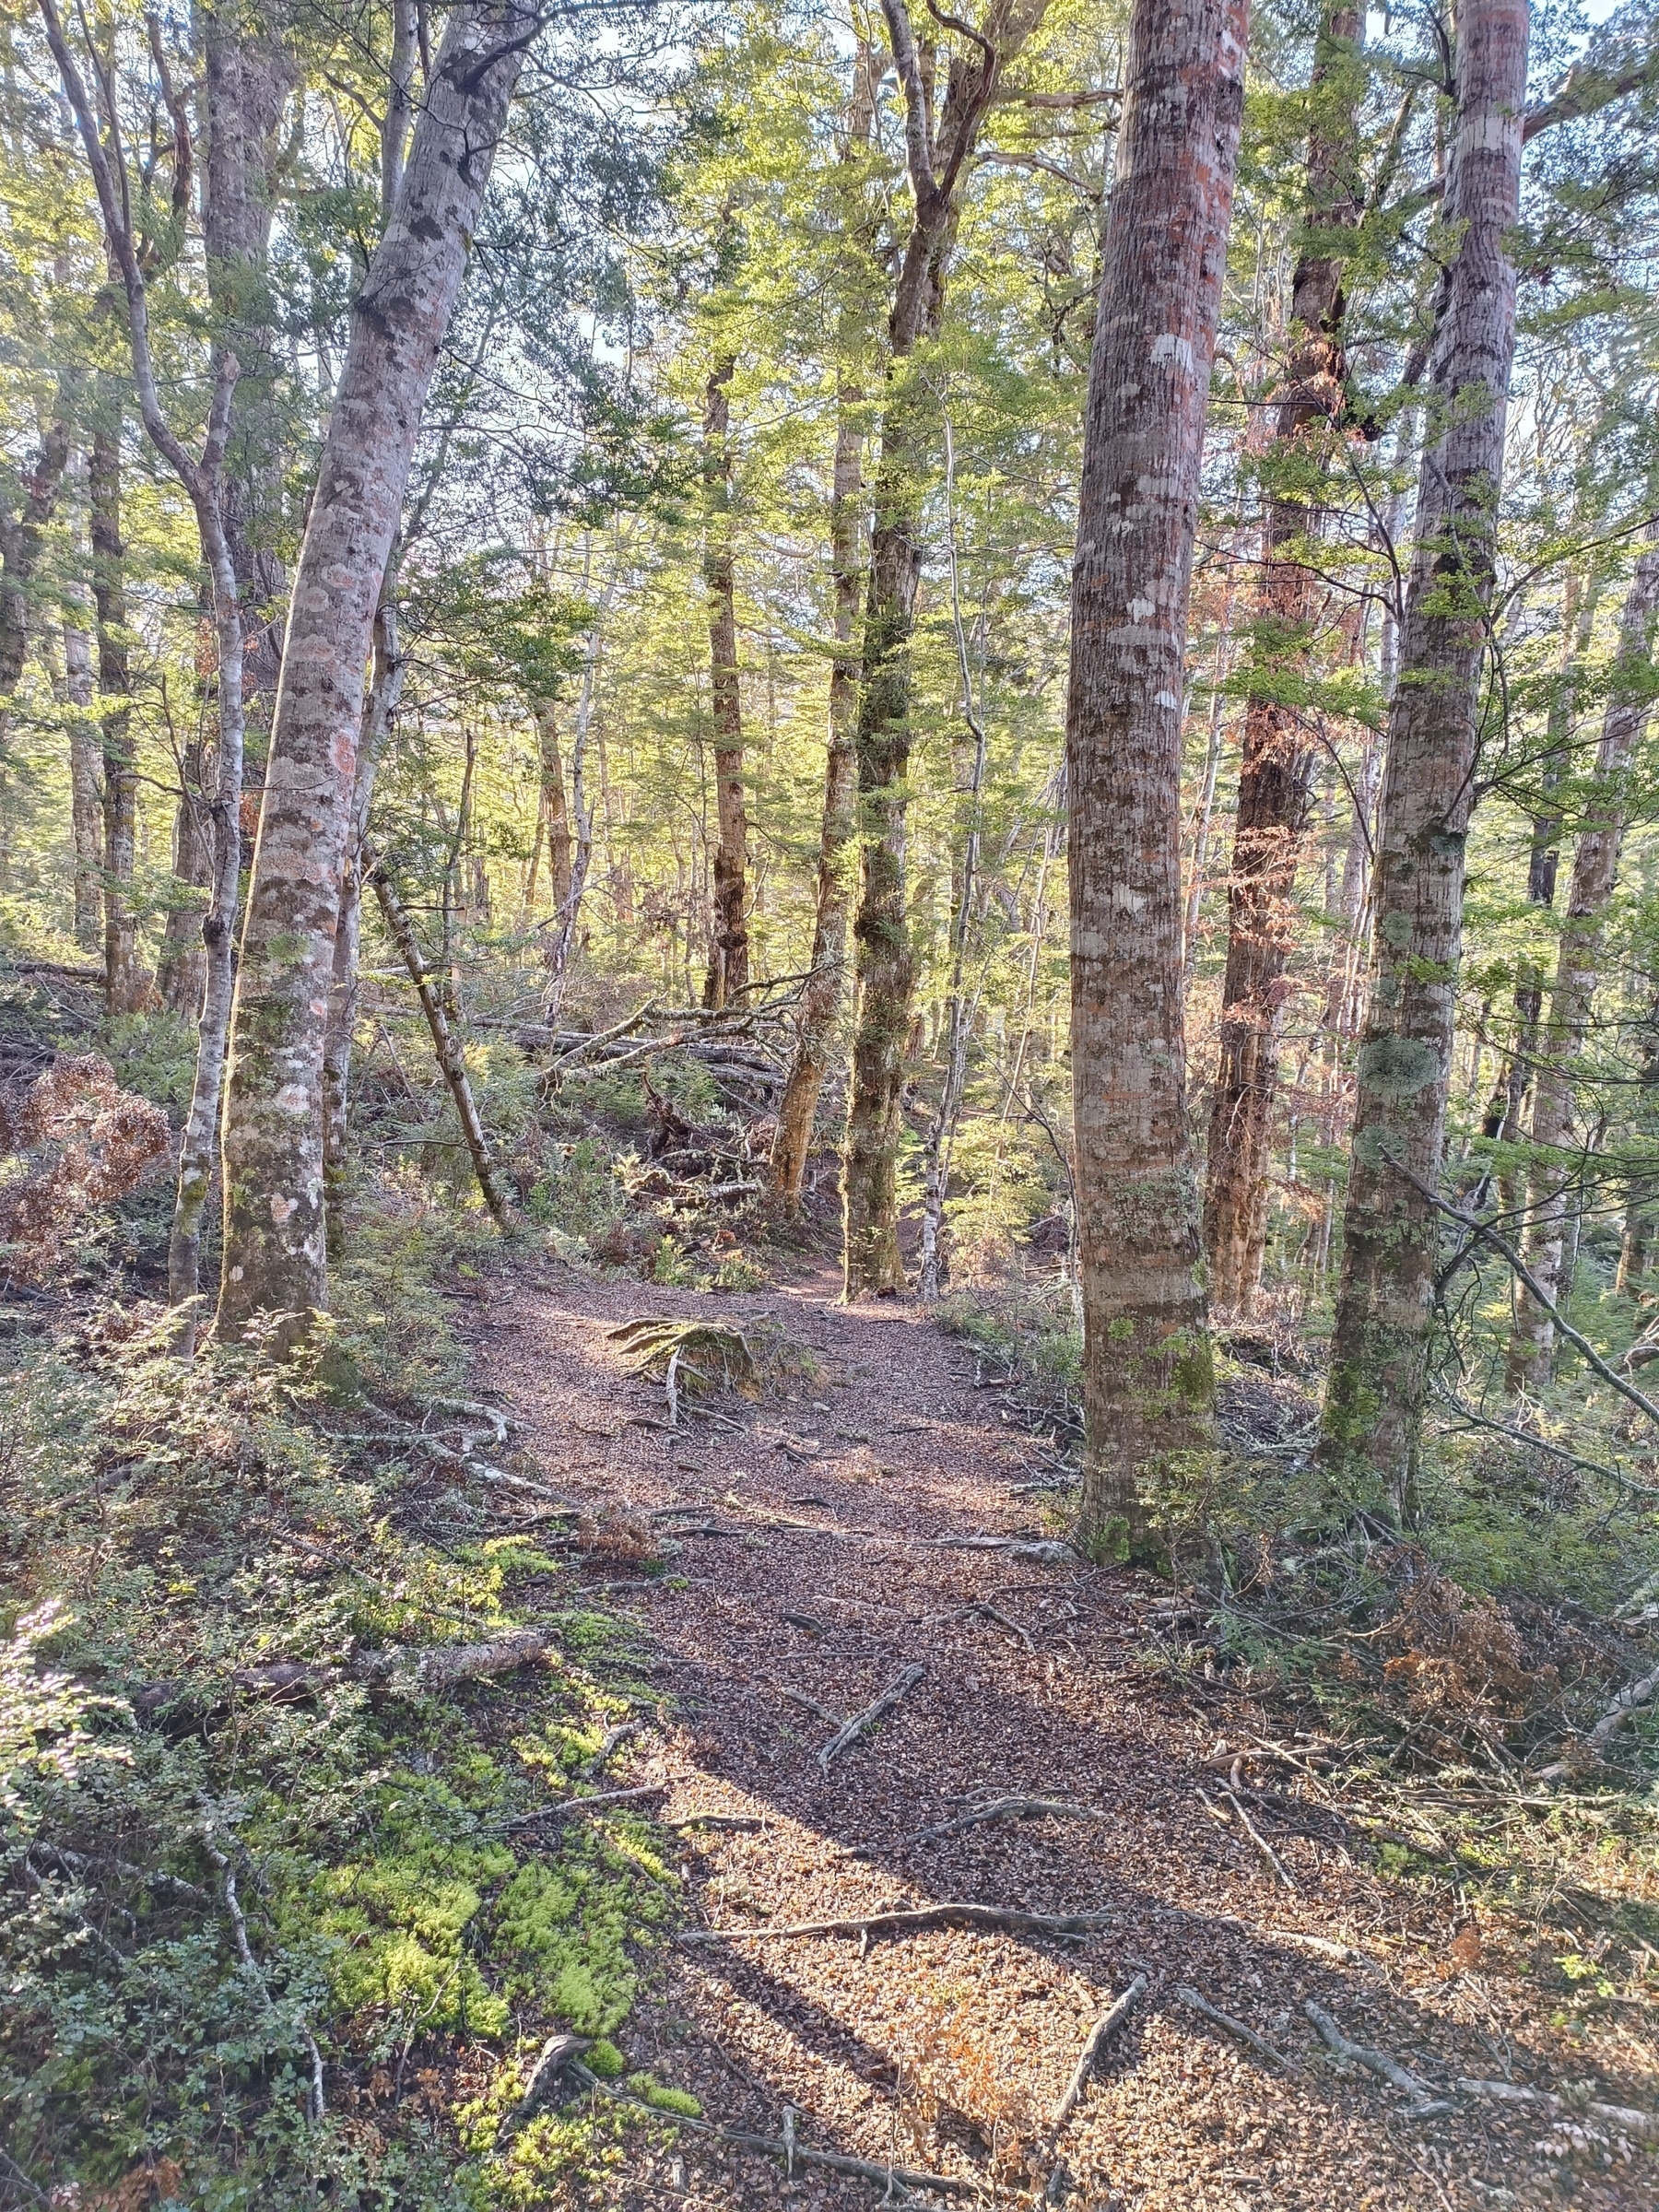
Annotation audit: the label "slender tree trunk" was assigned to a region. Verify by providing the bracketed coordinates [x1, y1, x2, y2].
[1204, 3, 1360, 1312]
[842, 0, 1046, 1296]
[701, 358, 748, 1008]
[1066, 0, 1248, 1562]
[322, 597, 403, 1256]
[90, 417, 142, 1014]
[369, 849, 511, 1230]
[1504, 535, 1659, 1392]
[218, 4, 531, 1344]
[155, 744, 212, 1013]
[64, 579, 103, 952]
[0, 413, 70, 695]
[534, 697, 572, 914]
[771, 382, 866, 1204]
[1319, 0, 1529, 1521]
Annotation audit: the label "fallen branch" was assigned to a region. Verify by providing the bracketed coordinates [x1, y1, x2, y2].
[818, 1663, 926, 1771]
[500, 1783, 666, 1831]
[1536, 1658, 1659, 1782]
[1176, 1985, 1297, 2072]
[500, 2033, 591, 2141]
[918, 1535, 1077, 1564]
[681, 1900, 1115, 1946]
[1455, 2078, 1659, 2145]
[205, 1838, 325, 2123]
[901, 1795, 1108, 1848]
[1221, 1786, 1297, 1891]
[1050, 1973, 1147, 2136]
[567, 2064, 975, 2191]
[1304, 2001, 1429, 2100]
[963, 1600, 1034, 1650]
[359, 1623, 560, 1691]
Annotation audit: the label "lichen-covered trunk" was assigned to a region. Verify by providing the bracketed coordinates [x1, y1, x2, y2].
[90, 417, 143, 1015]
[533, 698, 572, 915]
[1319, 0, 1529, 1522]
[771, 381, 865, 1206]
[841, 0, 1048, 1297]
[218, 5, 529, 1344]
[155, 742, 211, 1013]
[1204, 2, 1359, 1312]
[1505, 535, 1659, 1394]
[0, 412, 69, 696]
[65, 605, 103, 952]
[701, 359, 748, 1010]
[1066, 0, 1248, 1561]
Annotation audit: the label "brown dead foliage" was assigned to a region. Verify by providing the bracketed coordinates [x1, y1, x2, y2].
[1377, 1553, 1554, 1747]
[0, 1054, 171, 1281]
[576, 1502, 656, 1563]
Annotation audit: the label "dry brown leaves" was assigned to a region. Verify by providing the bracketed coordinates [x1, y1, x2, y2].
[0, 1054, 171, 1280]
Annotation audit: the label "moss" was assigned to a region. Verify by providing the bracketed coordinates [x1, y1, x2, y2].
[585, 2039, 627, 2078]
[626, 2074, 701, 2117]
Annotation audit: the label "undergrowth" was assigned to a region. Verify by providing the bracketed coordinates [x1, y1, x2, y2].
[0, 1258, 686, 2207]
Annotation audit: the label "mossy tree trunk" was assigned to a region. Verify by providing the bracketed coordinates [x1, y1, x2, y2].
[1066, 0, 1248, 1561]
[701, 357, 748, 1009]
[1319, 0, 1529, 1521]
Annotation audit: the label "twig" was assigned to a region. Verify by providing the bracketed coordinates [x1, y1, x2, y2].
[567, 2064, 976, 2190]
[1304, 2000, 1429, 2100]
[204, 1838, 324, 2121]
[1050, 1973, 1147, 2136]
[583, 1720, 641, 1778]
[818, 1663, 926, 1771]
[681, 1900, 1116, 1946]
[499, 1784, 666, 1832]
[1176, 1985, 1297, 2072]
[1221, 1786, 1297, 1891]
[782, 1686, 845, 1726]
[964, 1600, 1034, 1650]
[901, 1795, 1108, 1848]
[1535, 1658, 1659, 1781]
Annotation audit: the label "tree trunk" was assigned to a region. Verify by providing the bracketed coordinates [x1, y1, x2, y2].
[64, 583, 103, 953]
[1319, 0, 1529, 1522]
[155, 744, 212, 1014]
[322, 596, 403, 1257]
[842, 0, 1046, 1297]
[770, 49, 877, 1209]
[771, 380, 865, 1206]
[218, 4, 531, 1345]
[90, 416, 143, 1015]
[701, 358, 748, 1009]
[1066, 0, 1248, 1562]
[1203, 2, 1360, 1312]
[534, 697, 572, 914]
[369, 850, 511, 1230]
[0, 412, 70, 695]
[1504, 535, 1659, 1392]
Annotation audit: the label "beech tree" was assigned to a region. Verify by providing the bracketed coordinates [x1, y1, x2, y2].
[1066, 0, 1249, 1559]
[1318, 0, 1531, 1521]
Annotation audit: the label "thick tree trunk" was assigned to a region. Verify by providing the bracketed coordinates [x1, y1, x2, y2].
[1203, 3, 1360, 1312]
[771, 379, 865, 1206]
[1067, 0, 1248, 1561]
[1505, 536, 1659, 1392]
[702, 358, 748, 1009]
[64, 591, 103, 952]
[842, 0, 1046, 1297]
[90, 418, 143, 1015]
[218, 4, 530, 1345]
[1319, 0, 1529, 1522]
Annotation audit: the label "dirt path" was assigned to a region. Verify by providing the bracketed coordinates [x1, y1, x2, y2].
[466, 1254, 1652, 2210]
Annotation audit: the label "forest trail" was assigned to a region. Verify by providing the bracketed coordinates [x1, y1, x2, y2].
[463, 1256, 1649, 2212]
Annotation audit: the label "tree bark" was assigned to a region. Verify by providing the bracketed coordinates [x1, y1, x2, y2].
[1319, 0, 1529, 1521]
[155, 738, 212, 1014]
[64, 571, 103, 953]
[89, 416, 142, 1015]
[702, 357, 748, 1009]
[0, 412, 70, 696]
[842, 0, 1047, 1297]
[1505, 535, 1659, 1392]
[1066, 0, 1248, 1562]
[217, 3, 531, 1345]
[1203, 3, 1361, 1312]
[770, 49, 877, 1209]
[533, 697, 573, 915]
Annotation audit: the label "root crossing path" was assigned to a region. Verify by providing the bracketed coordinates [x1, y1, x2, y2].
[465, 1256, 1651, 2210]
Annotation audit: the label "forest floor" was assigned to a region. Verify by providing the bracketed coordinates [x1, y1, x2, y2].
[454, 1246, 1659, 2212]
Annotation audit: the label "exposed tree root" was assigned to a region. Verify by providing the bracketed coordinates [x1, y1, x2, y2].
[681, 1900, 1116, 1946]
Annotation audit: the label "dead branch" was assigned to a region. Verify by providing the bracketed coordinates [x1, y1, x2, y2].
[901, 1795, 1107, 1848]
[500, 2033, 591, 2141]
[1535, 1658, 1659, 1781]
[566, 2064, 975, 2191]
[782, 1686, 845, 1725]
[1050, 1973, 1147, 2136]
[1176, 1985, 1297, 2072]
[1221, 1785, 1297, 1891]
[681, 1900, 1116, 1946]
[204, 1839, 324, 2122]
[1304, 2001, 1430, 2100]
[817, 1662, 926, 1771]
[918, 1534, 1076, 1563]
[501, 1783, 666, 1830]
[1455, 2078, 1659, 2145]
